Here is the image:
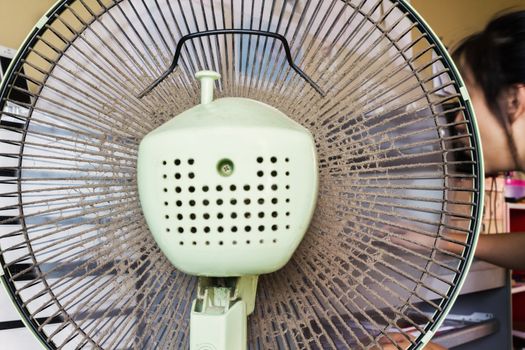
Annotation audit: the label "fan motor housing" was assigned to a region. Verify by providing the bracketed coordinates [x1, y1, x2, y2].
[138, 97, 318, 276]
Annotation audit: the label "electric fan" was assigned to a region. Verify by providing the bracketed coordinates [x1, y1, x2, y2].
[0, 0, 483, 349]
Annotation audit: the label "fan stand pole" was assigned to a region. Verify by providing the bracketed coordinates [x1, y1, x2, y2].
[190, 275, 258, 350]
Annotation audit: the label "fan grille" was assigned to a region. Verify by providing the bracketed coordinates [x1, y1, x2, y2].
[0, 0, 482, 349]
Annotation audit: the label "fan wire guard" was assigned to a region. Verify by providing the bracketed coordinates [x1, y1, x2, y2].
[0, 0, 482, 349]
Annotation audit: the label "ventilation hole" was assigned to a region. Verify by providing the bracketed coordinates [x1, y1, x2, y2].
[230, 198, 237, 205]
[189, 200, 196, 206]
[179, 241, 184, 245]
[230, 185, 236, 191]
[285, 158, 289, 162]
[286, 185, 290, 190]
[257, 171, 264, 177]
[258, 212, 264, 218]
[205, 241, 210, 245]
[203, 186, 209, 192]
[163, 188, 168, 192]
[244, 198, 251, 205]
[162, 161, 167, 165]
[259, 239, 264, 244]
[188, 159, 194, 165]
[286, 199, 290, 203]
[189, 172, 195, 179]
[203, 199, 210, 206]
[245, 226, 251, 232]
[178, 227, 184, 233]
[257, 157, 263, 163]
[257, 184, 264, 191]
[166, 228, 170, 232]
[203, 213, 210, 220]
[258, 198, 264, 204]
[219, 241, 224, 245]
[177, 214, 183, 220]
[163, 174, 167, 179]
[286, 212, 290, 216]
[216, 185, 223, 191]
[232, 226, 238, 232]
[271, 170, 277, 177]
[231, 212, 238, 219]
[244, 212, 251, 219]
[244, 185, 250, 191]
[271, 198, 278, 204]
[190, 214, 196, 220]
[271, 156, 277, 163]
[286, 225, 290, 229]
[191, 227, 197, 233]
[176, 187, 182, 193]
[176, 200, 182, 207]
[258, 225, 265, 232]
[204, 226, 210, 233]
[218, 226, 224, 233]
[175, 173, 181, 180]
[217, 199, 223, 205]
[272, 225, 278, 231]
[271, 211, 278, 218]
[271, 184, 278, 191]
[246, 240, 251, 244]
[273, 239, 277, 243]
[218, 213, 224, 219]
[165, 215, 169, 219]
[232, 240, 237, 245]
[189, 186, 195, 193]
[192, 241, 197, 245]
[174, 159, 181, 166]
[285, 171, 290, 176]
[164, 201, 168, 206]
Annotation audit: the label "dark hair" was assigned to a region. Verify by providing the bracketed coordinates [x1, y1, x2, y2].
[453, 10, 525, 117]
[453, 10, 525, 171]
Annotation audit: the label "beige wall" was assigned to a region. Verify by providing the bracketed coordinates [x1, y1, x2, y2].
[412, 0, 525, 49]
[1, 0, 525, 52]
[0, 0, 56, 49]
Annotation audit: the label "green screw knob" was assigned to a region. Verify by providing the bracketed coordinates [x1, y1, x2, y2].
[217, 159, 234, 177]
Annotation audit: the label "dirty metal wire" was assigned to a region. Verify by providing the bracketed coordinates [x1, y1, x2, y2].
[0, 0, 481, 349]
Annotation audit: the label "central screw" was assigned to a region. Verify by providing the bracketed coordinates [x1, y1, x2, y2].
[217, 159, 234, 177]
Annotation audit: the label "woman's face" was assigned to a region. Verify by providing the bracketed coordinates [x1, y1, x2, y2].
[463, 74, 523, 175]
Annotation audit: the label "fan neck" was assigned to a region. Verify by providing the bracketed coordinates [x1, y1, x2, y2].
[190, 276, 258, 350]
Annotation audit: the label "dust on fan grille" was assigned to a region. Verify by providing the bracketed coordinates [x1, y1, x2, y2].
[0, 0, 480, 349]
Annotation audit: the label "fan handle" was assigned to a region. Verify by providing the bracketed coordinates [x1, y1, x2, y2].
[137, 29, 326, 98]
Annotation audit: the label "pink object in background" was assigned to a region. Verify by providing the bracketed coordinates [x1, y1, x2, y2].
[505, 177, 525, 201]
